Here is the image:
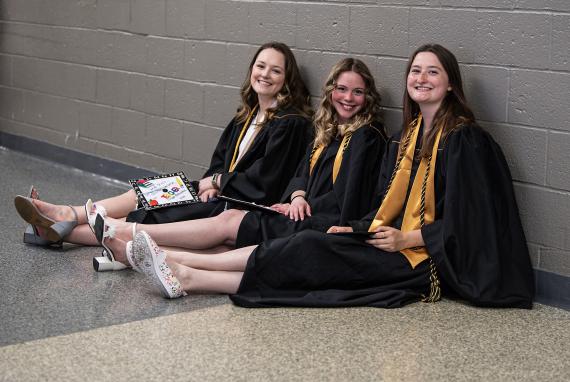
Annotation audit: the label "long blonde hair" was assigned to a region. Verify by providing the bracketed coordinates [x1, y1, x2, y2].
[313, 58, 383, 148]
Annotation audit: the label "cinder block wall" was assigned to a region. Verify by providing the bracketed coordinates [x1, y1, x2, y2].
[0, 1, 569, 280]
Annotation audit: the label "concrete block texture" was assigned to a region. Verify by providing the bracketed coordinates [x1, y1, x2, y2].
[409, 8, 477, 63]
[481, 122, 547, 186]
[166, 0, 206, 39]
[0, 55, 12, 86]
[130, 0, 166, 36]
[515, 183, 570, 254]
[296, 4, 349, 51]
[164, 79, 204, 122]
[183, 123, 223, 167]
[22, 92, 80, 135]
[248, 2, 297, 47]
[551, 15, 570, 71]
[350, 6, 409, 57]
[462, 65, 509, 123]
[97, 0, 130, 31]
[1, 0, 97, 28]
[1, 1, 570, 280]
[508, 70, 570, 131]
[474, 11, 551, 69]
[547, 131, 570, 191]
[205, 0, 250, 43]
[146, 116, 184, 160]
[13, 57, 96, 102]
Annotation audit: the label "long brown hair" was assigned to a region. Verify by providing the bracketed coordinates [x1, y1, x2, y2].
[235, 42, 312, 124]
[402, 44, 475, 158]
[313, 58, 383, 148]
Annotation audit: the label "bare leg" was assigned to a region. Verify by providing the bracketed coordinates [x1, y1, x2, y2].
[103, 236, 129, 265]
[22, 190, 138, 245]
[165, 245, 257, 271]
[109, 209, 247, 249]
[169, 262, 244, 294]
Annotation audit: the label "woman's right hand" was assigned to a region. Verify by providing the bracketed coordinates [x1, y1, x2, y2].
[270, 203, 291, 215]
[327, 226, 353, 234]
[289, 196, 311, 221]
[199, 189, 219, 202]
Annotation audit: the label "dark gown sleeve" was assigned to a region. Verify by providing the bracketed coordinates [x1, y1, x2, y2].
[218, 114, 312, 204]
[348, 133, 401, 231]
[202, 118, 238, 178]
[333, 123, 387, 225]
[279, 143, 313, 203]
[421, 125, 534, 308]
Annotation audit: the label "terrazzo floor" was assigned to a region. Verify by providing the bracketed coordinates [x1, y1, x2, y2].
[1, 147, 569, 381]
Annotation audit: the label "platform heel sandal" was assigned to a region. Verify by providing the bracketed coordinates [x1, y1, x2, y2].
[92, 214, 128, 272]
[15, 187, 78, 245]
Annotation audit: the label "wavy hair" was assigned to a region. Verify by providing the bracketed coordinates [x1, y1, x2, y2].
[402, 43, 475, 158]
[235, 42, 312, 125]
[313, 58, 383, 148]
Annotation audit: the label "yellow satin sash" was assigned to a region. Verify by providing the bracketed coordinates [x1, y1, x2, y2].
[229, 105, 259, 172]
[368, 115, 442, 268]
[309, 132, 352, 184]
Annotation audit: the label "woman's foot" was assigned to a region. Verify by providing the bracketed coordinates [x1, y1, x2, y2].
[14, 196, 79, 242]
[133, 231, 186, 299]
[100, 216, 136, 242]
[92, 214, 128, 272]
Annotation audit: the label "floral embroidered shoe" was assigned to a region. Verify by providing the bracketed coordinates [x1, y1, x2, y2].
[133, 231, 186, 299]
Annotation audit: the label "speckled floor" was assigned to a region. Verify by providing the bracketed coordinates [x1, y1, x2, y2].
[1, 147, 569, 381]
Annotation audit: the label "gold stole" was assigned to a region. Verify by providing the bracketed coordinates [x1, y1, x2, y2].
[368, 115, 442, 268]
[309, 132, 353, 184]
[229, 105, 259, 172]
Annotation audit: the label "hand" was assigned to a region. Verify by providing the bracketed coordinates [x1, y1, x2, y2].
[327, 226, 353, 234]
[199, 189, 219, 202]
[289, 196, 311, 221]
[271, 203, 290, 215]
[366, 226, 408, 252]
[198, 176, 215, 195]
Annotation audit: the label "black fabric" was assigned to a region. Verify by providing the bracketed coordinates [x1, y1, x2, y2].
[126, 107, 312, 224]
[230, 230, 430, 308]
[231, 124, 534, 309]
[236, 122, 387, 247]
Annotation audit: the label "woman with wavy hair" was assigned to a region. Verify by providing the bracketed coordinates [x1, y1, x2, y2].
[96, 58, 387, 266]
[14, 41, 313, 270]
[131, 44, 534, 309]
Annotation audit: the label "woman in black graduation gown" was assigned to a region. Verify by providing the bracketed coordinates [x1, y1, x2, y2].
[132, 44, 534, 309]
[14, 42, 312, 249]
[105, 58, 387, 254]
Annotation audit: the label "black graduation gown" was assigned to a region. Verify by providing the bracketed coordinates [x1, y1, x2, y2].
[236, 122, 387, 247]
[230, 124, 534, 309]
[126, 107, 312, 224]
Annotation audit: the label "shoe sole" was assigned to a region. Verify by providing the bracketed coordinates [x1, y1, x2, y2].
[14, 196, 61, 242]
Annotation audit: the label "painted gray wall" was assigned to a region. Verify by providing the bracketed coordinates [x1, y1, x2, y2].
[0, 0, 569, 277]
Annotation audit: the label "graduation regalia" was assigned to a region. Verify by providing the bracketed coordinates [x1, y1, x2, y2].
[127, 106, 312, 224]
[236, 122, 387, 247]
[231, 123, 534, 309]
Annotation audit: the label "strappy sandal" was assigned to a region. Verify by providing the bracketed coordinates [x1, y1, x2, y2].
[85, 199, 107, 235]
[15, 191, 78, 244]
[21, 186, 61, 247]
[92, 214, 129, 272]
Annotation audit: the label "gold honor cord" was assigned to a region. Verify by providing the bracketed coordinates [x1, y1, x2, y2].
[229, 105, 259, 172]
[368, 115, 442, 269]
[309, 132, 353, 185]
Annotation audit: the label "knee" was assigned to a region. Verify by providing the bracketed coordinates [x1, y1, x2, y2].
[218, 209, 245, 225]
